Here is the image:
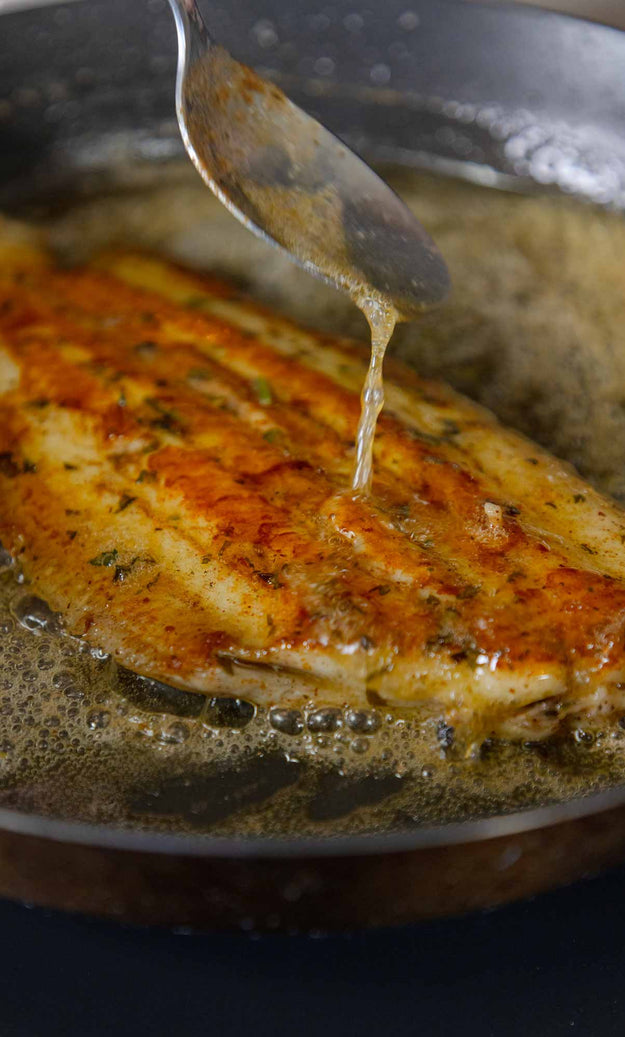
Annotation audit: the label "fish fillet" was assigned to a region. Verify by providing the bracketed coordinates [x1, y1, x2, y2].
[2, 226, 625, 739]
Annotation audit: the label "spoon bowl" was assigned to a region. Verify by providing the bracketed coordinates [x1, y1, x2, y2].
[168, 0, 450, 317]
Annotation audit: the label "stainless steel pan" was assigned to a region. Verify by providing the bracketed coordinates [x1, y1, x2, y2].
[1, 0, 625, 931]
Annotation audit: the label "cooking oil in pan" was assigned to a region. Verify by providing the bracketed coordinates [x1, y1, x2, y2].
[2, 562, 625, 841]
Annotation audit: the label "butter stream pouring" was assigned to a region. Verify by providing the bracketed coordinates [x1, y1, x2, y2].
[352, 297, 398, 496]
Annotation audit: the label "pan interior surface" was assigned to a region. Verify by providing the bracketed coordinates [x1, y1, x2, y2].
[2, 163, 625, 848]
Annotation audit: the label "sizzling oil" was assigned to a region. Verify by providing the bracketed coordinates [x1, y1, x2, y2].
[3, 568, 625, 841]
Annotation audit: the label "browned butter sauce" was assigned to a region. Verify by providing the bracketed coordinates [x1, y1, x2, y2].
[351, 295, 398, 495]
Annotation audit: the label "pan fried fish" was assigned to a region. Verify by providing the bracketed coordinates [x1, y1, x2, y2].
[2, 229, 625, 739]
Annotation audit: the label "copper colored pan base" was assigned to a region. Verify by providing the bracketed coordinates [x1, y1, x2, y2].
[2, 805, 625, 931]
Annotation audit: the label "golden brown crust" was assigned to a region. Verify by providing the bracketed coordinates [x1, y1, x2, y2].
[2, 238, 625, 736]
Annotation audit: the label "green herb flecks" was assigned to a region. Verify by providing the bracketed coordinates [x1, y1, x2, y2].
[145, 397, 184, 434]
[252, 377, 273, 406]
[187, 367, 212, 381]
[254, 570, 283, 588]
[407, 428, 444, 447]
[185, 295, 211, 311]
[0, 453, 21, 477]
[134, 340, 158, 359]
[458, 584, 480, 600]
[89, 549, 119, 568]
[115, 495, 136, 513]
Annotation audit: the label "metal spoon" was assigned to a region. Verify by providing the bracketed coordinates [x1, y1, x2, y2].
[167, 0, 450, 317]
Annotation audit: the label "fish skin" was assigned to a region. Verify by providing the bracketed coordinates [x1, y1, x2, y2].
[2, 235, 625, 738]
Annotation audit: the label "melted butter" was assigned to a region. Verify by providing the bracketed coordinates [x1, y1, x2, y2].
[351, 295, 398, 495]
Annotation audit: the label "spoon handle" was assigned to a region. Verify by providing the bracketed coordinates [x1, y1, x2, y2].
[167, 0, 213, 63]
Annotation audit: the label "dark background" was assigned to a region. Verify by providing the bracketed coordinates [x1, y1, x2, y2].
[3, 863, 625, 1036]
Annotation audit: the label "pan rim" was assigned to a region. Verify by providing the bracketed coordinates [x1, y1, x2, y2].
[2, 778, 625, 858]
